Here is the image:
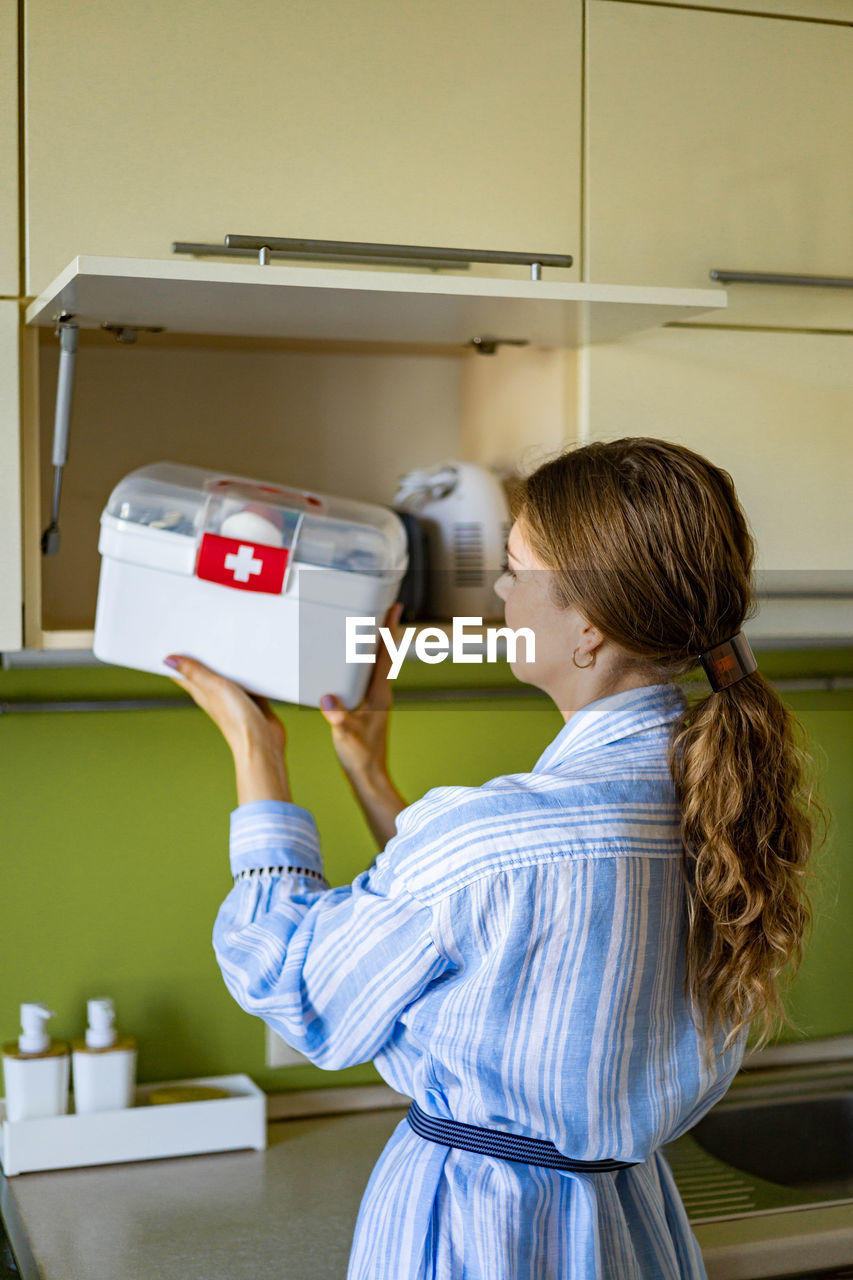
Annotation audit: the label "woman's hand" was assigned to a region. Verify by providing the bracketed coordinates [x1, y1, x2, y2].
[164, 655, 291, 806]
[318, 602, 407, 848]
[318, 602, 402, 784]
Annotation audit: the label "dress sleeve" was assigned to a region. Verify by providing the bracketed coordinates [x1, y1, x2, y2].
[212, 799, 450, 1070]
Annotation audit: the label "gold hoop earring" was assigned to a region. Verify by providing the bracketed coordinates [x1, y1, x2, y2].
[572, 648, 596, 670]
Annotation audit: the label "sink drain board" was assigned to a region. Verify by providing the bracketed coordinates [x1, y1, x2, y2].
[664, 1136, 852, 1224]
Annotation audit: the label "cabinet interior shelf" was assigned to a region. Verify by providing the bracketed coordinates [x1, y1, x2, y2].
[25, 257, 727, 347]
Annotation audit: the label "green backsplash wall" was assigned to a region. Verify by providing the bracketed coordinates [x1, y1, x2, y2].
[1, 651, 851, 1093]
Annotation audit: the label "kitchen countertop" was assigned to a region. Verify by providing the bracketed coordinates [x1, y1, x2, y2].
[2, 1106, 852, 1280]
[1, 1108, 401, 1280]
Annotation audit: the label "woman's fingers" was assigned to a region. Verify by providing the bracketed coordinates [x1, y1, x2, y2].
[165, 654, 235, 706]
[318, 693, 348, 728]
[165, 653, 227, 686]
[364, 657, 392, 708]
[319, 602, 402, 721]
[365, 602, 403, 707]
[384, 600, 404, 645]
[164, 654, 221, 713]
[165, 654, 206, 684]
[164, 654, 284, 751]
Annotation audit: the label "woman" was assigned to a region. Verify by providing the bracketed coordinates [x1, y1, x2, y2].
[166, 437, 823, 1279]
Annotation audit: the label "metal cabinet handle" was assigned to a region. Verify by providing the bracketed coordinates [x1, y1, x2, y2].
[710, 269, 853, 289]
[173, 241, 473, 271]
[174, 236, 573, 279]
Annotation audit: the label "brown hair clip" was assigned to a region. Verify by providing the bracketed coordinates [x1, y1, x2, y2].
[698, 632, 758, 692]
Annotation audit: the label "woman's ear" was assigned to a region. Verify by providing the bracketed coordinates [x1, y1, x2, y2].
[577, 618, 605, 652]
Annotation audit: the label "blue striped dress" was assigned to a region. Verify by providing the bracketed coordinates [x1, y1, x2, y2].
[214, 682, 746, 1279]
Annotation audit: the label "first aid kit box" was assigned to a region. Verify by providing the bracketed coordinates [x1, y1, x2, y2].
[93, 463, 408, 707]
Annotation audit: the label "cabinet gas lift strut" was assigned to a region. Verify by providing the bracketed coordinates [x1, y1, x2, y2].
[40, 314, 77, 556]
[40, 315, 162, 556]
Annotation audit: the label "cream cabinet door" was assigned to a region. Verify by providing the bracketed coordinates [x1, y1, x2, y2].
[0, 301, 21, 649]
[23, 0, 581, 297]
[0, 0, 17, 296]
[586, 3, 853, 329]
[584, 327, 853, 619]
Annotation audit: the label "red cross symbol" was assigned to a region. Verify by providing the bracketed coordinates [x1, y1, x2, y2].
[196, 533, 289, 594]
[224, 544, 263, 583]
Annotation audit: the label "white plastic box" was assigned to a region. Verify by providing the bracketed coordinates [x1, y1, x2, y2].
[0, 1074, 266, 1175]
[93, 463, 408, 707]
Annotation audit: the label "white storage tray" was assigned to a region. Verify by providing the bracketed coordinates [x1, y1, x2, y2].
[0, 1073, 266, 1176]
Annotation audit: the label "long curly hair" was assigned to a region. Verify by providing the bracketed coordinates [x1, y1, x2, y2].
[515, 437, 828, 1052]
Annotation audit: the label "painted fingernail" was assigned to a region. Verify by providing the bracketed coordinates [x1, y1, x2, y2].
[320, 694, 336, 709]
[163, 656, 180, 670]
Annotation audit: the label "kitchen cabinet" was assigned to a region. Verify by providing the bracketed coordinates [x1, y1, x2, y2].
[583, 325, 853, 642]
[0, 302, 21, 651]
[9, 0, 742, 655]
[8, 0, 849, 655]
[586, 3, 853, 330]
[0, 0, 17, 296]
[22, 0, 583, 298]
[15, 257, 722, 649]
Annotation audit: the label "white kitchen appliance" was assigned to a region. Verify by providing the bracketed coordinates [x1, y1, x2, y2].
[93, 463, 407, 707]
[394, 462, 510, 620]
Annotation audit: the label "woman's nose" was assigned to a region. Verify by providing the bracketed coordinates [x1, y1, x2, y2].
[493, 571, 509, 602]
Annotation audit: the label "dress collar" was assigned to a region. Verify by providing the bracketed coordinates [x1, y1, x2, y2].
[532, 682, 688, 774]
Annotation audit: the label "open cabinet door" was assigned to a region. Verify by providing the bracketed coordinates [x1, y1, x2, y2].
[0, 300, 22, 650]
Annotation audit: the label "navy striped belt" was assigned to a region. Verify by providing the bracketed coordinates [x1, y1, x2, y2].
[406, 1101, 637, 1173]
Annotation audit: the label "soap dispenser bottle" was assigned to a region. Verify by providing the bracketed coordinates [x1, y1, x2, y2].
[2, 1003, 70, 1121]
[71, 998, 137, 1113]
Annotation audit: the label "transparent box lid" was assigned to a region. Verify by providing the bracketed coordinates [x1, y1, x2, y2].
[103, 462, 408, 576]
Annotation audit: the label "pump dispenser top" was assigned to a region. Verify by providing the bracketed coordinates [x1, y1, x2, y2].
[19, 1003, 55, 1053]
[85, 998, 117, 1050]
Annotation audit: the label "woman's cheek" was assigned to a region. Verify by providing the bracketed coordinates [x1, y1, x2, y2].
[502, 592, 533, 666]
[505, 580, 532, 629]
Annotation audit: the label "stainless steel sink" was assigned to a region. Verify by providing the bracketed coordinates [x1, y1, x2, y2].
[662, 1061, 853, 1225]
[692, 1091, 853, 1199]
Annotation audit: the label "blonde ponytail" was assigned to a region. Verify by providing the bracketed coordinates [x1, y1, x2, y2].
[517, 437, 829, 1051]
[669, 672, 825, 1049]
